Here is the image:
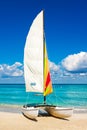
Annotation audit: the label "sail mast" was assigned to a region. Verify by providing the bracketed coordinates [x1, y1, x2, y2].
[42, 10, 46, 104]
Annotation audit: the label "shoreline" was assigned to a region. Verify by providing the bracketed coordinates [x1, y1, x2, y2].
[0, 104, 87, 114]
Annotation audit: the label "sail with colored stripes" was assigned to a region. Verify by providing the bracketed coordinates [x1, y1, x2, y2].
[24, 10, 53, 96]
[44, 42, 53, 96]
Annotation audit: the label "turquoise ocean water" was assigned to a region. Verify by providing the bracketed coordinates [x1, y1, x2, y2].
[0, 84, 87, 108]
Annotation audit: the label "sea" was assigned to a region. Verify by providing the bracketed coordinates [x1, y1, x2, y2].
[0, 84, 87, 108]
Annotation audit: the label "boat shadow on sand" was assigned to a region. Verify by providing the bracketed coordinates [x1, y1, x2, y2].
[39, 109, 69, 121]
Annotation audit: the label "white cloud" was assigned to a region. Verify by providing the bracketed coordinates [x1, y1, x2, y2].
[79, 73, 87, 76]
[62, 52, 87, 73]
[0, 65, 3, 71]
[0, 62, 23, 78]
[49, 60, 60, 71]
[48, 53, 87, 84]
[0, 56, 87, 84]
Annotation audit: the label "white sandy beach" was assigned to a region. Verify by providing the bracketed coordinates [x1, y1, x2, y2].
[0, 106, 87, 130]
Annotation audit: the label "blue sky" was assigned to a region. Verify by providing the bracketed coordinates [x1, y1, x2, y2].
[0, 0, 87, 83]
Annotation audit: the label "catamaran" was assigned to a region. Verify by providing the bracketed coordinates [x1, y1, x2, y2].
[22, 10, 73, 120]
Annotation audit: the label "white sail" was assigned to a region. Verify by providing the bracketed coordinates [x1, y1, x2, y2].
[24, 11, 44, 92]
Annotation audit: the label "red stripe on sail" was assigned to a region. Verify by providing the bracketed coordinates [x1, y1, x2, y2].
[45, 72, 51, 88]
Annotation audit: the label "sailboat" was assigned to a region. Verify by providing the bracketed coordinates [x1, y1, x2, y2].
[22, 10, 73, 120]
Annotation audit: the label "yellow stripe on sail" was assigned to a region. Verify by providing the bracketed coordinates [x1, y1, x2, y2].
[44, 81, 52, 96]
[44, 42, 53, 96]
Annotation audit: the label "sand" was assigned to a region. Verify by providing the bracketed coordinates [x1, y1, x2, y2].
[0, 107, 87, 130]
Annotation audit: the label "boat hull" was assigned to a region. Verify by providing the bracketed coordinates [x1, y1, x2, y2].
[45, 106, 73, 119]
[22, 106, 39, 120]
